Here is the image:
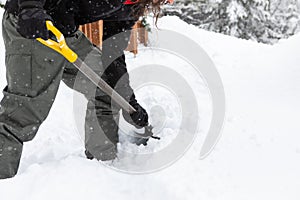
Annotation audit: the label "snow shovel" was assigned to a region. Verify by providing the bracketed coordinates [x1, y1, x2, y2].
[37, 21, 160, 144]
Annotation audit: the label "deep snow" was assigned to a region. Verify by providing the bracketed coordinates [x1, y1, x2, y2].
[1, 8, 300, 200]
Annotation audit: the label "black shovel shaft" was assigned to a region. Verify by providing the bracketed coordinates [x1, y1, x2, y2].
[73, 58, 137, 114]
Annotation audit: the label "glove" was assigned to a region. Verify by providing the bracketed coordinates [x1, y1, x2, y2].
[123, 98, 149, 129]
[17, 5, 52, 39]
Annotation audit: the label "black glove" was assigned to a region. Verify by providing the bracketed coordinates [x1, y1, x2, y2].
[123, 99, 149, 129]
[17, 6, 52, 39]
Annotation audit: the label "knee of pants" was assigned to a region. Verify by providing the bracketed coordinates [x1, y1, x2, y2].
[0, 132, 23, 179]
[0, 85, 57, 142]
[91, 92, 120, 114]
[85, 96, 120, 156]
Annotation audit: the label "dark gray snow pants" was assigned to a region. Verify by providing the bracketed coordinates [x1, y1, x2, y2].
[0, 11, 129, 179]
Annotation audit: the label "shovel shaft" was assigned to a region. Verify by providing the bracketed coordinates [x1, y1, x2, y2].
[73, 59, 137, 114]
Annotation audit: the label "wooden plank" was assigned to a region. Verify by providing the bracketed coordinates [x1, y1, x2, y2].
[91, 22, 101, 47]
[79, 20, 147, 55]
[126, 23, 138, 55]
[99, 20, 103, 47]
[137, 21, 148, 46]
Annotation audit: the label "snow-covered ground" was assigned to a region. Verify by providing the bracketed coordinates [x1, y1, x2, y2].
[1, 8, 300, 200]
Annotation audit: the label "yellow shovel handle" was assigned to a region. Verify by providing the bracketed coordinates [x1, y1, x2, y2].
[36, 21, 78, 63]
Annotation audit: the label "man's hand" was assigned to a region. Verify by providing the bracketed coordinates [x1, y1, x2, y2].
[123, 100, 149, 129]
[17, 7, 52, 40]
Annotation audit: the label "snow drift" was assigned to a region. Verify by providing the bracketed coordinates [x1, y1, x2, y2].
[0, 9, 300, 200]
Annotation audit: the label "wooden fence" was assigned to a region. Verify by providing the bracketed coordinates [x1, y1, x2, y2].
[79, 20, 148, 55]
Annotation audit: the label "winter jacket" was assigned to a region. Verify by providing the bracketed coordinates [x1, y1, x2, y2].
[5, 0, 138, 35]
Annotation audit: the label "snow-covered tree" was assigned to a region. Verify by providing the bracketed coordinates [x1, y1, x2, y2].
[162, 0, 300, 44]
[0, 0, 5, 7]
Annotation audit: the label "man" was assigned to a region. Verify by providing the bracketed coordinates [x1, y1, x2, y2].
[0, 0, 150, 179]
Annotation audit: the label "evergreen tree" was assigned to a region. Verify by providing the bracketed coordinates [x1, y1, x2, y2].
[162, 0, 300, 44]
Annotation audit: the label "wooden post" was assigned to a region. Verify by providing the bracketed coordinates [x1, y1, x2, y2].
[125, 22, 138, 55]
[137, 21, 148, 46]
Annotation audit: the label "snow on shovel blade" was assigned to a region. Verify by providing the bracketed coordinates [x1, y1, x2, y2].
[130, 125, 160, 146]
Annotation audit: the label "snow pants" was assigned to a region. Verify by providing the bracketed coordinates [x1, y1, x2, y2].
[0, 11, 134, 179]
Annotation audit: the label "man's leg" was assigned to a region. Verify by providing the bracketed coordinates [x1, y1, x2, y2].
[0, 12, 66, 179]
[102, 20, 149, 128]
[62, 31, 120, 161]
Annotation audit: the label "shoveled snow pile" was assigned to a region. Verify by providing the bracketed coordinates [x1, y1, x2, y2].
[1, 8, 300, 200]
